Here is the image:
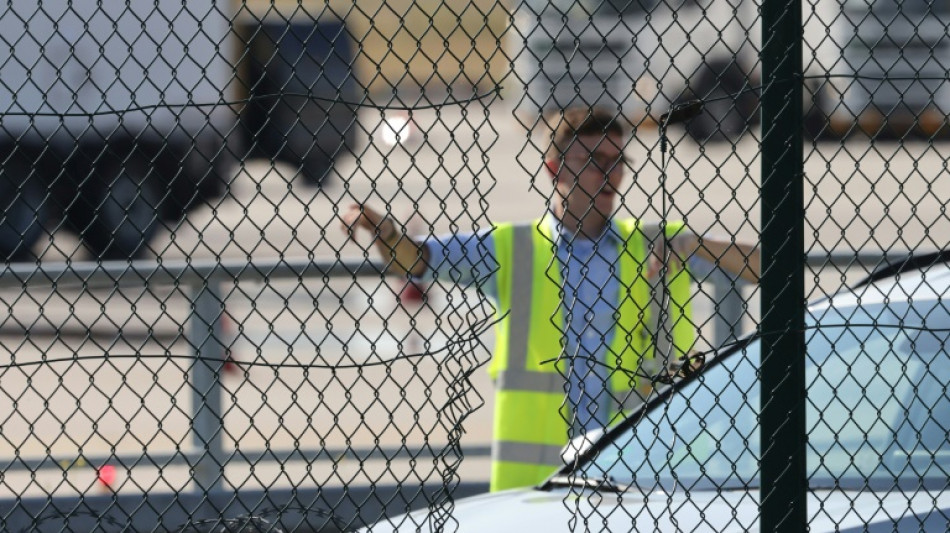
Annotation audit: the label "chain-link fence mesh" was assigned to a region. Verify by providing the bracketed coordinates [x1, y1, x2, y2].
[1, 0, 949, 531]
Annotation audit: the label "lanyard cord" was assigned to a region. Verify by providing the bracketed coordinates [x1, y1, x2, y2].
[655, 100, 704, 367]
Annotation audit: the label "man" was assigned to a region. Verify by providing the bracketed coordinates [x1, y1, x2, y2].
[341, 107, 760, 492]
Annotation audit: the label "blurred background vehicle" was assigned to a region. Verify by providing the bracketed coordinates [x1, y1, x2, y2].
[818, 0, 950, 139]
[0, 0, 508, 263]
[0, 0, 236, 262]
[234, 5, 359, 187]
[513, 0, 950, 142]
[512, 0, 760, 141]
[364, 252, 950, 531]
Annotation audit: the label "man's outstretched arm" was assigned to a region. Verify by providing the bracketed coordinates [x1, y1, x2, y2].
[672, 233, 761, 284]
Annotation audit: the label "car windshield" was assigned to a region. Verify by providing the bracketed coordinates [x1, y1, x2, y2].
[581, 300, 950, 492]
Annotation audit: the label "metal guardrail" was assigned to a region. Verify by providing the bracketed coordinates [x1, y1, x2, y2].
[0, 251, 912, 485]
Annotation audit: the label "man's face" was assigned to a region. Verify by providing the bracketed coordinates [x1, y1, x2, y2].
[550, 132, 626, 233]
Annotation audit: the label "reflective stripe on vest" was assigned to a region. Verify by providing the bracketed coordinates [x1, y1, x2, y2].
[491, 222, 566, 491]
[488, 219, 694, 492]
[505, 222, 536, 376]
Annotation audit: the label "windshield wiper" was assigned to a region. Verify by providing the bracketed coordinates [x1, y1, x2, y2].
[542, 474, 629, 493]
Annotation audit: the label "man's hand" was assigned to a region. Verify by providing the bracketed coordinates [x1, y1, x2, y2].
[340, 203, 428, 276]
[666, 232, 760, 284]
[341, 203, 396, 244]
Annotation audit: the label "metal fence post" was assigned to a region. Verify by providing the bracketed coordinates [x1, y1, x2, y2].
[760, 0, 807, 527]
[712, 273, 747, 348]
[189, 281, 226, 495]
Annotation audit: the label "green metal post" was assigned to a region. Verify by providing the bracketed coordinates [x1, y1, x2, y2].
[760, 0, 807, 528]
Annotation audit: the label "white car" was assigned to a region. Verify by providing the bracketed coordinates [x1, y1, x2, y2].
[364, 253, 950, 531]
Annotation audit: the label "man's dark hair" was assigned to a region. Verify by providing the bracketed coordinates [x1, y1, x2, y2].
[547, 107, 628, 160]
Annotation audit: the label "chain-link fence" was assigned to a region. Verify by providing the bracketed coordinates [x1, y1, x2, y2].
[1, 0, 949, 531]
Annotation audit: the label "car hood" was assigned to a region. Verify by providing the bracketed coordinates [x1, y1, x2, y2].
[361, 487, 950, 532]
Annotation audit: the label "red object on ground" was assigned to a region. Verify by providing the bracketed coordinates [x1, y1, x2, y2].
[398, 280, 427, 304]
[220, 313, 241, 375]
[222, 349, 239, 375]
[97, 464, 117, 489]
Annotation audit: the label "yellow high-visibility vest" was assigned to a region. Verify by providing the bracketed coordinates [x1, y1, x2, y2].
[488, 218, 695, 492]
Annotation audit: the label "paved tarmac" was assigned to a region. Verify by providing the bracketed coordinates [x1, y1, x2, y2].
[3, 101, 948, 499]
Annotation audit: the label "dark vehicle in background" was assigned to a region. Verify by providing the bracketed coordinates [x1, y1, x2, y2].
[236, 13, 360, 187]
[822, 0, 950, 138]
[0, 1, 360, 263]
[512, 0, 760, 142]
[366, 253, 950, 531]
[0, 0, 236, 262]
[513, 0, 950, 142]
